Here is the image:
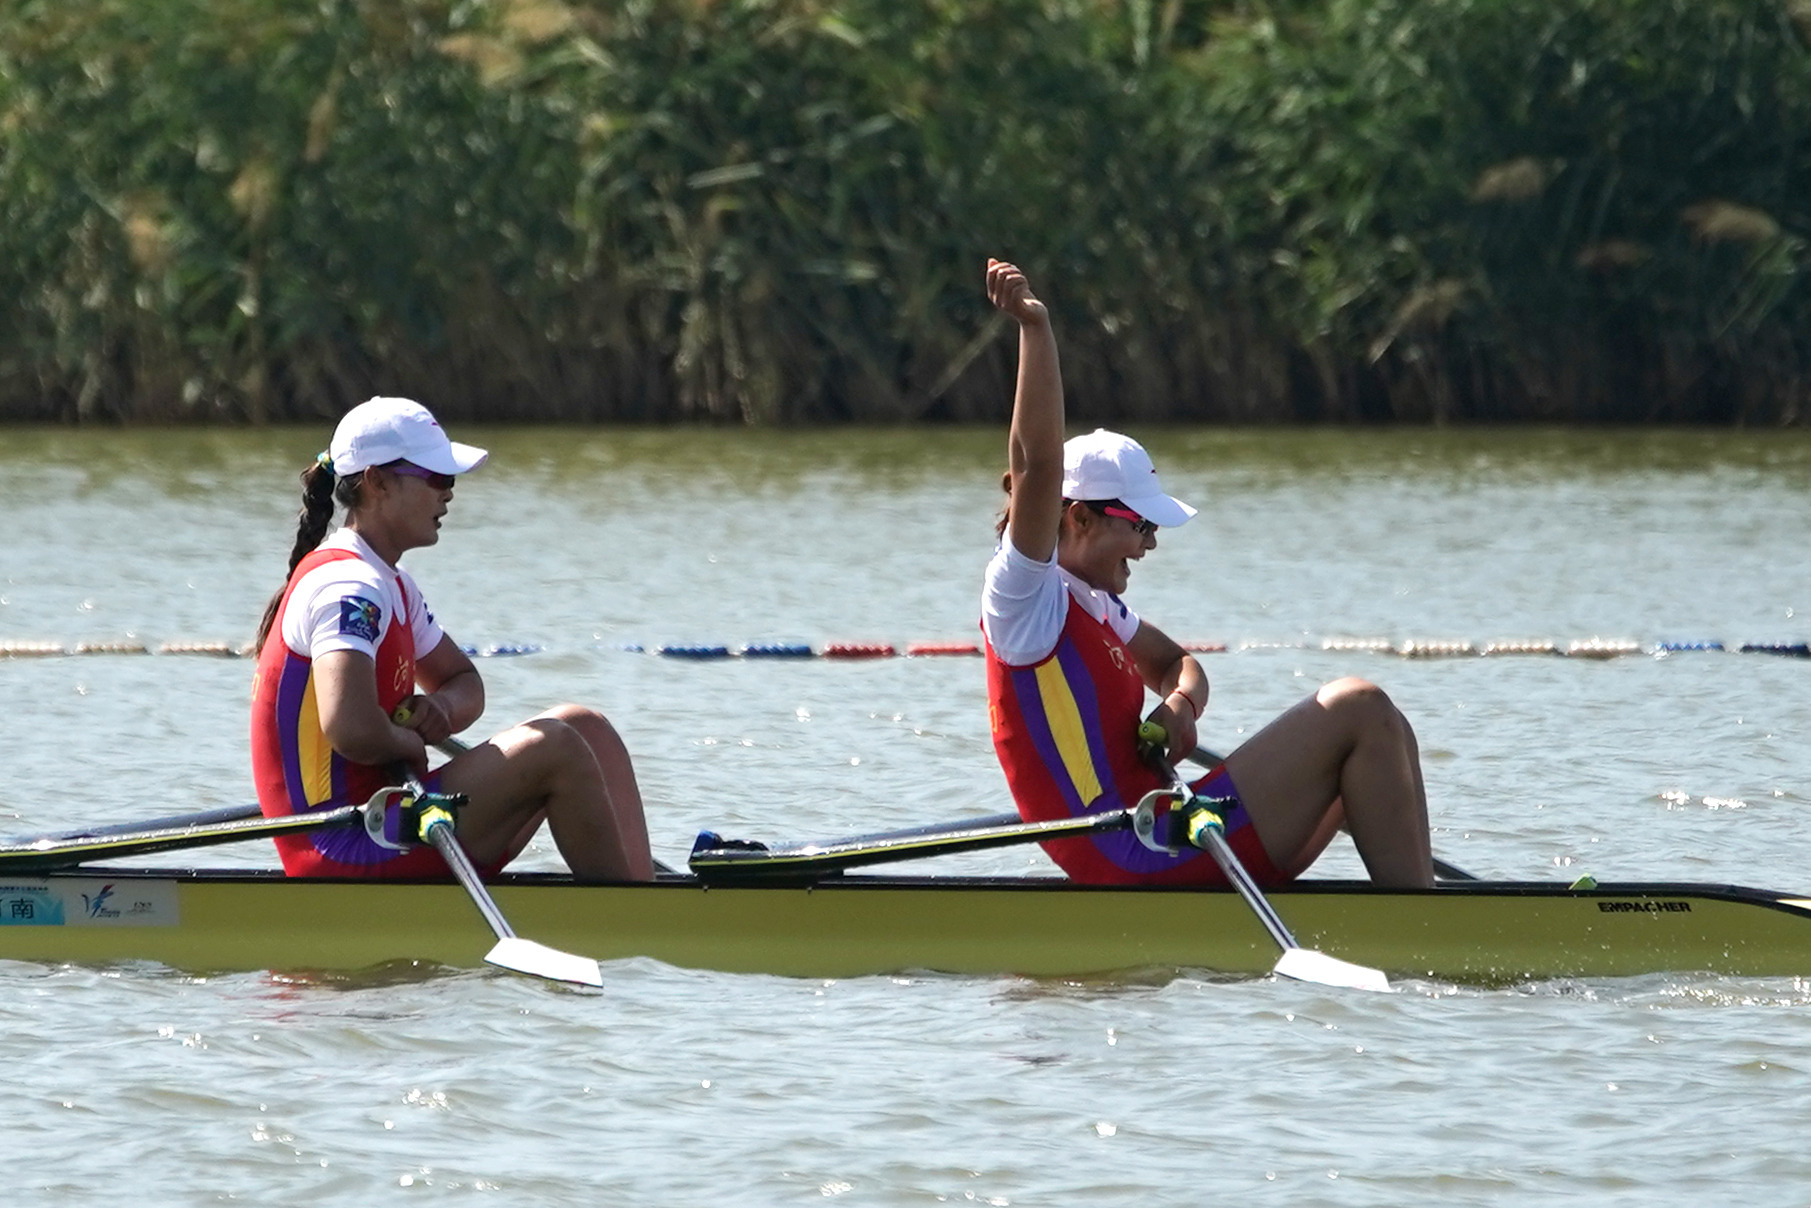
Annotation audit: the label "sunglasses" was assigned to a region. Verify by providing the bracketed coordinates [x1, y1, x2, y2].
[1086, 500, 1158, 538]
[383, 461, 456, 490]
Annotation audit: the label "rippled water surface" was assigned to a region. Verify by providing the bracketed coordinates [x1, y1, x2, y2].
[3, 426, 1811, 1205]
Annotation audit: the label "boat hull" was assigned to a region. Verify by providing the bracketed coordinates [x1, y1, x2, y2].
[4, 870, 1810, 983]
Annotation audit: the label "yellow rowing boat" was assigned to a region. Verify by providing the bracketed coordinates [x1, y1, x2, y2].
[4, 868, 1809, 983]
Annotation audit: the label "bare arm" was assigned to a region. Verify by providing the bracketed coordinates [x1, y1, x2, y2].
[988, 259, 1065, 563]
[1127, 620, 1209, 763]
[314, 649, 429, 777]
[397, 635, 485, 745]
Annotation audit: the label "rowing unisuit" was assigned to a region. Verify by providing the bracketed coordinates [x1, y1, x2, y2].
[981, 540, 1281, 886]
[250, 529, 450, 877]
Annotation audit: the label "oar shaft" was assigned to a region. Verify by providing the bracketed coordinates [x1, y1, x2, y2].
[31, 803, 261, 844]
[1152, 747, 1301, 950]
[18, 738, 474, 853]
[421, 817, 516, 941]
[1192, 822, 1299, 952]
[1144, 722, 1391, 991]
[691, 808, 1136, 882]
[0, 804, 361, 872]
[395, 764, 602, 985]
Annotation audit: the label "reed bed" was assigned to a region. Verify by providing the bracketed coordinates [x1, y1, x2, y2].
[1, 0, 1806, 424]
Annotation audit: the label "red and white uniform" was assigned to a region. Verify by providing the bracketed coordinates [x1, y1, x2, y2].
[250, 530, 449, 877]
[982, 540, 1281, 886]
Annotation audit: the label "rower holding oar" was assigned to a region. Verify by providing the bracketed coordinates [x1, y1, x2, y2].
[250, 397, 652, 884]
[979, 259, 1434, 889]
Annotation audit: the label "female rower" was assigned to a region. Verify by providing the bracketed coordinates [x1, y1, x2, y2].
[979, 260, 1433, 888]
[250, 396, 652, 882]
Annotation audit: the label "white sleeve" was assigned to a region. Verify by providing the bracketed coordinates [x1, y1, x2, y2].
[282, 561, 392, 660]
[981, 540, 1069, 667]
[1102, 592, 1142, 646]
[396, 568, 446, 658]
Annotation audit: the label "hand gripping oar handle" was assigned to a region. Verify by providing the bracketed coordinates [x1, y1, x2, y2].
[1138, 722, 1392, 993]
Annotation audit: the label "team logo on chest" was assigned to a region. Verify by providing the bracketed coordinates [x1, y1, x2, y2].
[1102, 637, 1137, 678]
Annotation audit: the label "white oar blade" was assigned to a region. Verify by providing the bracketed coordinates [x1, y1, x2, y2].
[1274, 946, 1393, 994]
[485, 938, 603, 988]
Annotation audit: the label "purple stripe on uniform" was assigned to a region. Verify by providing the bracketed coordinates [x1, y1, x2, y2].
[273, 652, 314, 811]
[328, 745, 348, 807]
[1051, 639, 1120, 810]
[1009, 660, 1090, 817]
[271, 647, 379, 864]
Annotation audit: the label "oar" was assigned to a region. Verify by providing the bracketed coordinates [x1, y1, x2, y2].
[1142, 723, 1393, 993]
[398, 780, 604, 988]
[0, 799, 367, 872]
[1187, 743, 1477, 883]
[690, 807, 1150, 882]
[18, 737, 483, 850]
[31, 802, 266, 844]
[388, 707, 604, 987]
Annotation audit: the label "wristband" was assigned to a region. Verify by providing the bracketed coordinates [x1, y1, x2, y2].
[1167, 688, 1203, 720]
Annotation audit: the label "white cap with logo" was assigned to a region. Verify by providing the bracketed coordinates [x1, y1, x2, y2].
[1061, 428, 1195, 527]
[329, 397, 489, 477]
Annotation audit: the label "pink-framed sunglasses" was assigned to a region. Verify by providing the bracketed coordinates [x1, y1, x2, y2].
[1090, 501, 1157, 537]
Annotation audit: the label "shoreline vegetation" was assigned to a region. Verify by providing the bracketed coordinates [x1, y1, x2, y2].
[1, 0, 1808, 427]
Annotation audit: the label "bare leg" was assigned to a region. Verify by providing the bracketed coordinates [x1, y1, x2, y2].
[436, 706, 654, 882]
[1278, 798, 1346, 881]
[1222, 678, 1433, 887]
[539, 703, 653, 876]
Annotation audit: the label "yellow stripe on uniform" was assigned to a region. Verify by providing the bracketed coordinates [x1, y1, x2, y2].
[1033, 658, 1104, 807]
[296, 673, 334, 805]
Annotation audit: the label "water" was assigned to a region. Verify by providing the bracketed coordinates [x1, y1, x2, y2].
[3, 425, 1811, 1205]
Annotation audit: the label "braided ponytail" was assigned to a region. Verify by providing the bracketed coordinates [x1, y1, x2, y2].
[253, 458, 362, 652]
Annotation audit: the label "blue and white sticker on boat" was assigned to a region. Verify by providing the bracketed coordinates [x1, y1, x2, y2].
[0, 879, 178, 927]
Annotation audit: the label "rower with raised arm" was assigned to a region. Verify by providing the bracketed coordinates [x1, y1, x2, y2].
[979, 259, 1434, 888]
[250, 397, 652, 883]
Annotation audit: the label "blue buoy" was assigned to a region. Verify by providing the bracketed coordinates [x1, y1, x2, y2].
[1738, 642, 1811, 658]
[658, 644, 733, 660]
[1656, 641, 1725, 653]
[741, 643, 814, 658]
[480, 642, 545, 657]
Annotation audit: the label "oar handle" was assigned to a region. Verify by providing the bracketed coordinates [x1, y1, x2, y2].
[392, 702, 474, 759]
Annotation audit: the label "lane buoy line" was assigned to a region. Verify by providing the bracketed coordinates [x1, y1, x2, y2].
[1, 638, 1805, 661]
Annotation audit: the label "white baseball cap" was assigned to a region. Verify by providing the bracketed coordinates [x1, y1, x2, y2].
[329, 397, 488, 477]
[1062, 429, 1195, 527]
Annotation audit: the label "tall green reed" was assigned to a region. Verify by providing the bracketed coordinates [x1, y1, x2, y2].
[0, 0, 1805, 424]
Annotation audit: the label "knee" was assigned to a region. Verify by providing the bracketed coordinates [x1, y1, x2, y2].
[537, 704, 630, 762]
[1317, 677, 1407, 736]
[516, 715, 592, 764]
